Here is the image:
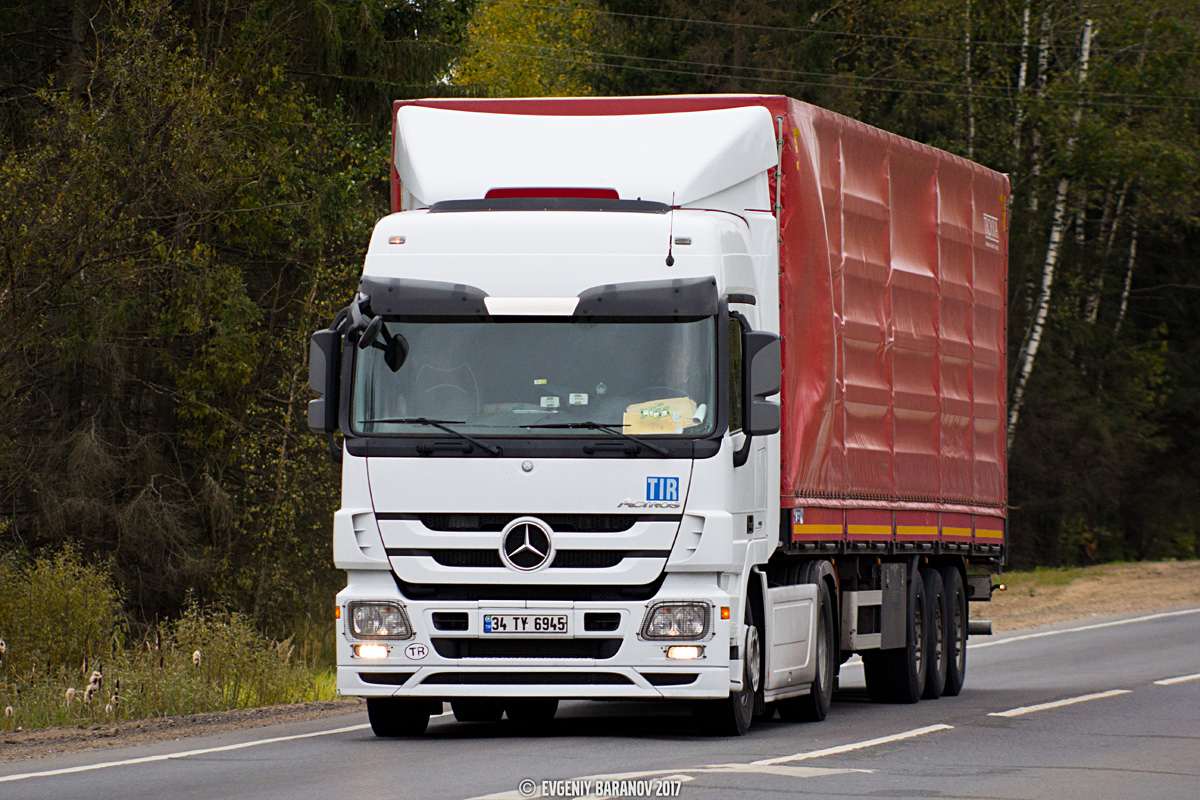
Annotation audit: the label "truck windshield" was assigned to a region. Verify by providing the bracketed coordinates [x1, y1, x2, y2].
[351, 318, 717, 437]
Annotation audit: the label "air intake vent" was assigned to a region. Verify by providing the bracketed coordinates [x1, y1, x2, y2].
[418, 514, 646, 533]
[406, 549, 669, 569]
[421, 672, 633, 685]
[431, 638, 622, 659]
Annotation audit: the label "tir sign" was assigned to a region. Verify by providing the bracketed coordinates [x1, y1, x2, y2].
[646, 477, 679, 502]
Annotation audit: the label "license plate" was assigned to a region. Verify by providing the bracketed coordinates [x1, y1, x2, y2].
[482, 614, 569, 634]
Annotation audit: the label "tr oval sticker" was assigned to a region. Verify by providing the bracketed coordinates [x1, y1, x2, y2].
[404, 643, 429, 660]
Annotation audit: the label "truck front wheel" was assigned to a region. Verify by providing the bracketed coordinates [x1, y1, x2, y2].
[366, 697, 438, 737]
[692, 606, 758, 736]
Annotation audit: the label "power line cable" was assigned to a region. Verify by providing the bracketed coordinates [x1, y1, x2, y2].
[479, 0, 1200, 58]
[469, 37, 1200, 105]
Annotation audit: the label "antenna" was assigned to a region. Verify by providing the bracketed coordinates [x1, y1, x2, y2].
[665, 192, 676, 266]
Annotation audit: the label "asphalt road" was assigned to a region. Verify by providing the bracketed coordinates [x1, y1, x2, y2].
[3, 607, 1198, 800]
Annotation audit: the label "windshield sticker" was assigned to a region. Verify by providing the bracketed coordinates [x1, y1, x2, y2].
[624, 397, 694, 434]
[534, 378, 547, 385]
[569, 393, 588, 405]
[540, 396, 560, 408]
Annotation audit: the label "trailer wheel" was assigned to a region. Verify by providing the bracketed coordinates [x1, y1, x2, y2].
[921, 567, 948, 699]
[863, 566, 927, 703]
[366, 697, 437, 737]
[452, 698, 505, 722]
[505, 698, 558, 725]
[778, 580, 834, 722]
[940, 566, 968, 696]
[692, 606, 757, 736]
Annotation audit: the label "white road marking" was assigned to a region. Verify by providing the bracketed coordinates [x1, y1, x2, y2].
[752, 723, 954, 765]
[968, 607, 1200, 650]
[0, 723, 371, 783]
[1154, 672, 1200, 686]
[988, 689, 1132, 718]
[464, 725, 950, 800]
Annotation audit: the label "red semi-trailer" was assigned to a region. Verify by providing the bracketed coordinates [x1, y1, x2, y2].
[316, 94, 1006, 736]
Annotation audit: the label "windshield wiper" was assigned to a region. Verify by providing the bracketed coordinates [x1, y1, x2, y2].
[360, 417, 502, 456]
[520, 421, 670, 457]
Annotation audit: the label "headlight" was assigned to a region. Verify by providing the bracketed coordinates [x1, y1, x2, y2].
[641, 602, 710, 640]
[348, 602, 412, 639]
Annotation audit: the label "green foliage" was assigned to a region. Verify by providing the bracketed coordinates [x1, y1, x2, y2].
[0, 549, 333, 731]
[454, 0, 600, 96]
[0, 0, 468, 633]
[0, 547, 124, 679]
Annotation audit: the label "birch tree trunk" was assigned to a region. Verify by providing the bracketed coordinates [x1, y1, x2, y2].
[1113, 224, 1139, 337]
[1085, 179, 1130, 324]
[1012, 0, 1032, 164]
[1008, 19, 1094, 449]
[1028, 13, 1051, 218]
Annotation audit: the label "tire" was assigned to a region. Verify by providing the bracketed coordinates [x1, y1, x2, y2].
[692, 605, 758, 736]
[921, 567, 948, 700]
[505, 698, 558, 725]
[452, 698, 505, 722]
[778, 580, 835, 722]
[940, 566, 968, 696]
[863, 565, 927, 704]
[366, 697, 437, 737]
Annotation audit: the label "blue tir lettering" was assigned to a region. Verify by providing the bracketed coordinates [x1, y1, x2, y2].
[646, 477, 679, 502]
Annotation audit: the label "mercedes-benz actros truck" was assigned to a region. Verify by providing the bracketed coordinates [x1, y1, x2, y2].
[308, 95, 1008, 737]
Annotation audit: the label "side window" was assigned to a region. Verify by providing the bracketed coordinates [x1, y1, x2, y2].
[728, 316, 743, 432]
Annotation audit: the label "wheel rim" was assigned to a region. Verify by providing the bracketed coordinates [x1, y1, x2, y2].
[816, 610, 830, 693]
[913, 596, 923, 677]
[746, 624, 762, 693]
[934, 600, 944, 670]
[954, 590, 966, 670]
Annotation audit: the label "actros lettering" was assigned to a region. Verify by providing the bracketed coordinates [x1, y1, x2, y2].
[618, 499, 680, 509]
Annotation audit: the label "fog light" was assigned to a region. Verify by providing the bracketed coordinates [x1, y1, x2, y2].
[355, 644, 389, 659]
[666, 645, 704, 660]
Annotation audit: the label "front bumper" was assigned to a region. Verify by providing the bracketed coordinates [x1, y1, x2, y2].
[335, 572, 735, 700]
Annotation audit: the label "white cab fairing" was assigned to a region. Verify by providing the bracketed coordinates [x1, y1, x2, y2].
[364, 208, 753, 301]
[394, 105, 777, 212]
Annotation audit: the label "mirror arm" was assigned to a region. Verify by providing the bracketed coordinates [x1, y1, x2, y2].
[733, 432, 753, 467]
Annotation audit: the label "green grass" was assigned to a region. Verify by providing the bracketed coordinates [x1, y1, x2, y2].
[993, 559, 1192, 597]
[0, 549, 337, 732]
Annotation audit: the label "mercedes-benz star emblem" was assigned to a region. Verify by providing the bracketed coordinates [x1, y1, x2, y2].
[499, 517, 555, 572]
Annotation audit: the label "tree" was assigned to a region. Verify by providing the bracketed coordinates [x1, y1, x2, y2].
[0, 0, 471, 630]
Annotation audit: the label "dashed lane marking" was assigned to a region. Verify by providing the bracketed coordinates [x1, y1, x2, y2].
[1154, 673, 1200, 686]
[988, 689, 1132, 718]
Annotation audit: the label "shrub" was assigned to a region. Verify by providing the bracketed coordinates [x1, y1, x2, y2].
[0, 549, 333, 731]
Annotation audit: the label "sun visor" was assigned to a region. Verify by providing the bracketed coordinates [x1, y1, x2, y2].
[395, 105, 778, 209]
